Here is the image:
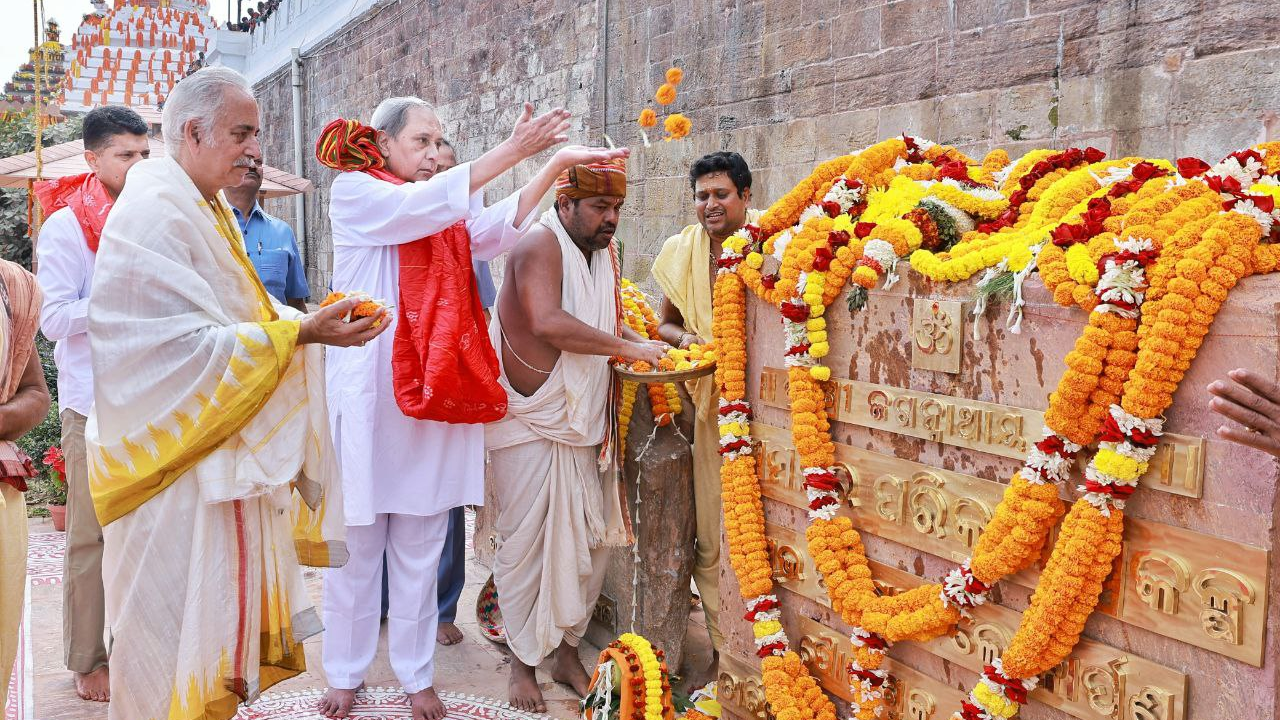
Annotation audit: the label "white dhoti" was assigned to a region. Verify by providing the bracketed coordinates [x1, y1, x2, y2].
[485, 208, 628, 666]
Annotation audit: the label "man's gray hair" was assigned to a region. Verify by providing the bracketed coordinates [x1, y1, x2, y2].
[161, 66, 253, 155]
[371, 96, 435, 138]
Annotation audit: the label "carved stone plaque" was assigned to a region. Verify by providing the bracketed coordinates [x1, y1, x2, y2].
[719, 654, 770, 720]
[762, 521, 1190, 720]
[911, 298, 963, 373]
[754, 421, 1269, 667]
[758, 367, 1206, 498]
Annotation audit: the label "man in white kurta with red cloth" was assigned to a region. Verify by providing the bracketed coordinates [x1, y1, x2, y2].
[317, 97, 626, 720]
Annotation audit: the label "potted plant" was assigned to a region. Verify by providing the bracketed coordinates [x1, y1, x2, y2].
[39, 445, 67, 531]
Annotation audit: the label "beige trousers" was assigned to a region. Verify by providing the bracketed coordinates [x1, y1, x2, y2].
[61, 410, 108, 674]
[0, 483, 26, 710]
[692, 405, 723, 649]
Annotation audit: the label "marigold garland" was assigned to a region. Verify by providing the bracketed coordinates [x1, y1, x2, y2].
[708, 140, 1280, 720]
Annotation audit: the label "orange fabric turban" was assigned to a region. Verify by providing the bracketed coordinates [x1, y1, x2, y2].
[554, 158, 627, 199]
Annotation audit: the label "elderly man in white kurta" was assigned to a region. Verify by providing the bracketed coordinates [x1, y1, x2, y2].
[319, 97, 626, 720]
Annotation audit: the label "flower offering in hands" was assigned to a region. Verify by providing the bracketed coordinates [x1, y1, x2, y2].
[320, 291, 392, 328]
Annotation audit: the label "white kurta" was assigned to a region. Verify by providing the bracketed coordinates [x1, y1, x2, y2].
[326, 163, 533, 526]
[35, 207, 97, 416]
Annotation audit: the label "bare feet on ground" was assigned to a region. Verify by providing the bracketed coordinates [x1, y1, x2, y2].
[408, 686, 448, 720]
[318, 683, 364, 718]
[551, 642, 592, 696]
[682, 651, 718, 694]
[74, 665, 110, 702]
[437, 621, 464, 645]
[508, 660, 547, 713]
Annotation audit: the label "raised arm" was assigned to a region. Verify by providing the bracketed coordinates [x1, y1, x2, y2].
[470, 144, 632, 261]
[329, 168, 472, 247]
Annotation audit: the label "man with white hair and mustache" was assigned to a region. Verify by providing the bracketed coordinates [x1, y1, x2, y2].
[317, 97, 627, 720]
[85, 66, 384, 720]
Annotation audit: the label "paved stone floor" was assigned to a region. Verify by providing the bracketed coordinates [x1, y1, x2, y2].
[10, 513, 712, 720]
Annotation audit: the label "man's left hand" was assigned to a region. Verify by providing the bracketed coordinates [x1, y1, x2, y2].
[1208, 368, 1280, 456]
[552, 145, 630, 172]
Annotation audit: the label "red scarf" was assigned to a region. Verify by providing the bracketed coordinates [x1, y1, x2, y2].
[33, 172, 113, 253]
[317, 119, 507, 424]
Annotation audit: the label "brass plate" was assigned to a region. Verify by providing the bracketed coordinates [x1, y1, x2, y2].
[719, 654, 769, 720]
[720, 647, 970, 720]
[911, 298, 963, 374]
[755, 421, 1269, 666]
[764, 521, 1190, 720]
[758, 367, 1205, 498]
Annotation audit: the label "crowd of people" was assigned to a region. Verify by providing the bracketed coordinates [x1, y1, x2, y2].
[225, 0, 282, 33]
[2, 62, 1280, 720]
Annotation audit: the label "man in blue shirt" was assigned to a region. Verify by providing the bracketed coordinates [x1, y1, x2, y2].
[224, 157, 310, 312]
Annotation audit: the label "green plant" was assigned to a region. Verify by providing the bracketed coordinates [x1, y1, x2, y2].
[21, 332, 62, 511]
[20, 404, 63, 508]
[35, 332, 56, 404]
[0, 111, 84, 267]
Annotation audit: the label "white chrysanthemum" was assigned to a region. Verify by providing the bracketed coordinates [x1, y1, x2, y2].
[1211, 155, 1264, 190]
[1232, 198, 1276, 234]
[798, 204, 825, 226]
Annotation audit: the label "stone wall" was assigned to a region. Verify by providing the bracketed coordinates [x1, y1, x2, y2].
[255, 0, 1280, 294]
[253, 0, 600, 294]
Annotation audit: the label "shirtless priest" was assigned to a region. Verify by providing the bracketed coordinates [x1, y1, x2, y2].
[487, 158, 666, 711]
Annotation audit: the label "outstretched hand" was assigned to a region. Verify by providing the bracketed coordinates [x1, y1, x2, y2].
[552, 144, 630, 172]
[619, 339, 668, 365]
[299, 298, 389, 347]
[1208, 368, 1280, 457]
[507, 103, 571, 161]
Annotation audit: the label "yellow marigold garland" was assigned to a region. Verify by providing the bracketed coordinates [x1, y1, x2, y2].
[707, 139, 1280, 720]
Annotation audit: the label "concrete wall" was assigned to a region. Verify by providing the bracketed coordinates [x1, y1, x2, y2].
[251, 0, 1280, 295]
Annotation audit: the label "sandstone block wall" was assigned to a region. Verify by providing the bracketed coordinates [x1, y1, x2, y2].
[253, 0, 1280, 295]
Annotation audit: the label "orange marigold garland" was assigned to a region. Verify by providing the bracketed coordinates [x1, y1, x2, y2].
[708, 139, 1280, 720]
[712, 265, 840, 720]
[958, 155, 1271, 719]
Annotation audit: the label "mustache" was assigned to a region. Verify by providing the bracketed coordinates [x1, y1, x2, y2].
[233, 158, 260, 169]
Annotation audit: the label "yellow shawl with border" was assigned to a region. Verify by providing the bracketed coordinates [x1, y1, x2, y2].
[651, 209, 761, 418]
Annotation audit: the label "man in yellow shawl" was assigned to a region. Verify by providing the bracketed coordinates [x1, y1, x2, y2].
[85, 67, 385, 720]
[652, 151, 759, 683]
[0, 262, 52, 714]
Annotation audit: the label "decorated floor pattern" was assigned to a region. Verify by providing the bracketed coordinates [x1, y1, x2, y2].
[236, 688, 551, 720]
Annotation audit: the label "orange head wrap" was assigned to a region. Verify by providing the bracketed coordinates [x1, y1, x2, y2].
[554, 157, 627, 200]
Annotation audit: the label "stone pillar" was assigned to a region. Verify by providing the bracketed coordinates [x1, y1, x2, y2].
[586, 385, 697, 670]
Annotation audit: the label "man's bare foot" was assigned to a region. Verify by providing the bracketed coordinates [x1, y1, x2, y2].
[408, 686, 447, 720]
[551, 643, 592, 696]
[508, 660, 547, 713]
[437, 621, 464, 645]
[318, 683, 364, 718]
[74, 665, 110, 702]
[681, 651, 718, 695]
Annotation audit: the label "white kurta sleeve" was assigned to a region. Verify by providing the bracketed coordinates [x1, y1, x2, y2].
[35, 209, 90, 341]
[467, 187, 538, 262]
[329, 163, 475, 247]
